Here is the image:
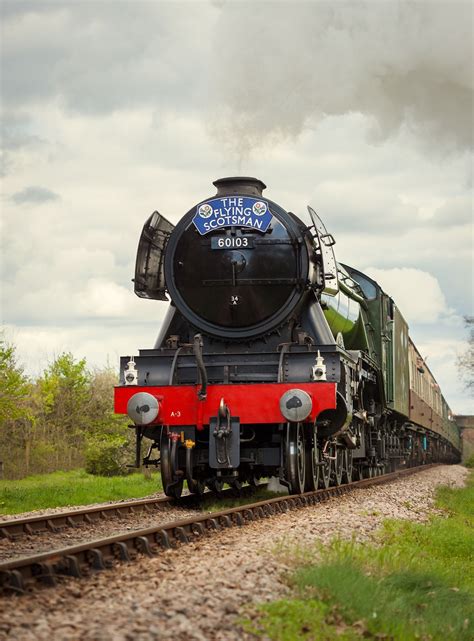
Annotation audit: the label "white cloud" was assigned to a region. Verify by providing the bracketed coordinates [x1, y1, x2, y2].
[3, 321, 164, 379]
[363, 267, 452, 324]
[78, 279, 134, 318]
[2, 2, 218, 114]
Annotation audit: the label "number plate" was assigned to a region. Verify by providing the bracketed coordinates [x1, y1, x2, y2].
[211, 236, 254, 250]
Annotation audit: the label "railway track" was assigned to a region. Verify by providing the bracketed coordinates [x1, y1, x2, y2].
[0, 495, 173, 540]
[0, 485, 259, 541]
[0, 464, 438, 594]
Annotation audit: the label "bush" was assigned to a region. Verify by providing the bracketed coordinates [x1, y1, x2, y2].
[85, 436, 131, 476]
[464, 454, 474, 468]
[28, 440, 57, 474]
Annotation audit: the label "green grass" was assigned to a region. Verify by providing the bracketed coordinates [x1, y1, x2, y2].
[244, 599, 360, 640]
[245, 473, 474, 641]
[0, 469, 163, 516]
[0, 473, 282, 517]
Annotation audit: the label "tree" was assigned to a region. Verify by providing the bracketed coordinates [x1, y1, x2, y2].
[458, 316, 474, 394]
[0, 336, 34, 477]
[0, 337, 31, 423]
[84, 368, 132, 476]
[35, 353, 90, 469]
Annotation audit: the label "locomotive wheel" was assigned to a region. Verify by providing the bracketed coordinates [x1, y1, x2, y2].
[208, 478, 224, 495]
[304, 424, 319, 491]
[248, 473, 260, 488]
[285, 422, 306, 494]
[330, 446, 343, 486]
[352, 464, 362, 481]
[318, 446, 330, 489]
[230, 477, 243, 493]
[186, 447, 205, 495]
[342, 449, 353, 484]
[362, 464, 373, 479]
[160, 433, 184, 499]
[187, 477, 205, 495]
[167, 480, 184, 498]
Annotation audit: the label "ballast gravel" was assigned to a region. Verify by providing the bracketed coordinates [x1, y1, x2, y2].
[0, 465, 468, 641]
[0, 503, 204, 562]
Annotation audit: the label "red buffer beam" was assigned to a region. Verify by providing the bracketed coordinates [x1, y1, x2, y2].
[115, 382, 337, 428]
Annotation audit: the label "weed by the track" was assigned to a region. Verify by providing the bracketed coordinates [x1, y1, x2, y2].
[244, 472, 473, 641]
[244, 599, 360, 640]
[0, 469, 163, 516]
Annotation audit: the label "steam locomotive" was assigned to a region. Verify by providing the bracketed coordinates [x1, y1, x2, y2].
[114, 177, 461, 497]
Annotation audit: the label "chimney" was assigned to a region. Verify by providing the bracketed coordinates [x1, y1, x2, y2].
[213, 176, 267, 198]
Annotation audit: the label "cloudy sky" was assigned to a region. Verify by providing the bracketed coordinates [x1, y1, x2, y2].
[1, 1, 472, 413]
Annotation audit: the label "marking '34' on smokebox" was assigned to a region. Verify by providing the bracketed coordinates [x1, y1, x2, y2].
[192, 196, 273, 235]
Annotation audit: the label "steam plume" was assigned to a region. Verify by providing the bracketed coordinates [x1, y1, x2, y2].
[210, 2, 473, 157]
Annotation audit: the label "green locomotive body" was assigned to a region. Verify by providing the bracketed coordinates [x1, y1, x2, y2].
[322, 262, 461, 456]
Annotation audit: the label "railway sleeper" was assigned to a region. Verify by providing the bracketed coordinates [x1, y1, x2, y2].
[135, 536, 154, 557]
[233, 512, 245, 526]
[156, 529, 172, 549]
[174, 526, 189, 543]
[87, 548, 107, 571]
[0, 569, 26, 594]
[64, 554, 82, 578]
[191, 522, 206, 536]
[32, 562, 57, 587]
[0, 464, 441, 595]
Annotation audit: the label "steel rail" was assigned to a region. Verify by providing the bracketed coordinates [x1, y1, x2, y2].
[0, 485, 263, 541]
[0, 496, 172, 540]
[0, 464, 439, 594]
